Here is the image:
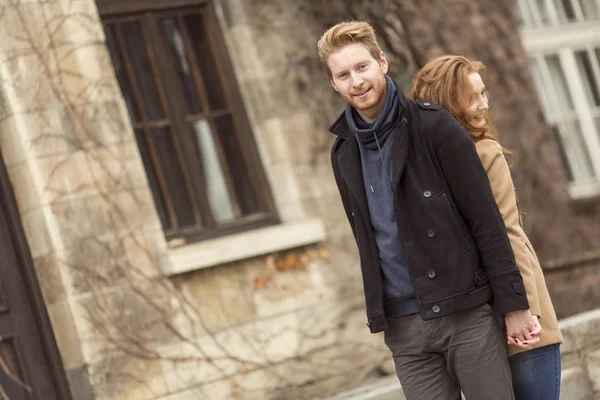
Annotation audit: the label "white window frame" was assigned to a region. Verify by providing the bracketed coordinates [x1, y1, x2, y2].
[521, 20, 600, 199]
[517, 0, 600, 28]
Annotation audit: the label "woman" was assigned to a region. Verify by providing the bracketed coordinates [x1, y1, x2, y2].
[408, 55, 563, 400]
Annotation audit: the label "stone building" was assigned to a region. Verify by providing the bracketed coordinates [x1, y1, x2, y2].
[0, 0, 597, 399]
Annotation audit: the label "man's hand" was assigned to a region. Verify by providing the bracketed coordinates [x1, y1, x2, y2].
[504, 310, 542, 350]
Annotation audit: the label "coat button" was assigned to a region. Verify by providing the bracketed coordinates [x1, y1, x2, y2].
[423, 190, 432, 198]
[428, 270, 436, 279]
[427, 229, 435, 238]
[423, 101, 431, 107]
[432, 305, 440, 313]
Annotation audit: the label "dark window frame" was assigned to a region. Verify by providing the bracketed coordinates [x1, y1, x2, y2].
[98, 0, 279, 244]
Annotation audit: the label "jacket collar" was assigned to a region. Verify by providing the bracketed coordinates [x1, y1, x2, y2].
[329, 78, 408, 139]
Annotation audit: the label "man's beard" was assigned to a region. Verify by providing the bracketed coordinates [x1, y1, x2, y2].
[348, 84, 385, 112]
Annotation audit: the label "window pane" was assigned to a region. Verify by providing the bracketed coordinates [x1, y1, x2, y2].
[191, 120, 235, 223]
[575, 50, 600, 106]
[516, 0, 533, 27]
[149, 128, 197, 228]
[104, 25, 140, 123]
[159, 18, 203, 114]
[580, 0, 599, 19]
[184, 13, 228, 111]
[546, 55, 575, 112]
[119, 21, 166, 121]
[532, 0, 552, 25]
[214, 114, 261, 215]
[134, 130, 171, 229]
[554, 0, 578, 21]
[556, 121, 596, 181]
[529, 58, 554, 118]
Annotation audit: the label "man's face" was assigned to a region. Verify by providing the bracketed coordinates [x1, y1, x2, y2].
[328, 43, 388, 123]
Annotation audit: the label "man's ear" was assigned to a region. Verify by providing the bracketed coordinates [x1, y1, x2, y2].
[330, 79, 340, 93]
[379, 52, 389, 75]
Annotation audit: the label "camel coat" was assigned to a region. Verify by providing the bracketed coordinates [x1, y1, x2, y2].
[476, 139, 563, 357]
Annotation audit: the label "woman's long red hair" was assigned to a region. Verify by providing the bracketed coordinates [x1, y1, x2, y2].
[408, 55, 512, 158]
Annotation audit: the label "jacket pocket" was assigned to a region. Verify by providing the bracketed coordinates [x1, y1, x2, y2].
[441, 192, 471, 253]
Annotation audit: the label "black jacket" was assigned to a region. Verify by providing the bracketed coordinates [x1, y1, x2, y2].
[330, 83, 529, 333]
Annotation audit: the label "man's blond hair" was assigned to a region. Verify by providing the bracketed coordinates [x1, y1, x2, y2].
[317, 21, 383, 78]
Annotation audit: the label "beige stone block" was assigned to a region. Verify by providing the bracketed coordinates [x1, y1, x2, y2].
[254, 117, 290, 165]
[0, 118, 29, 166]
[29, 151, 96, 204]
[57, 232, 164, 297]
[20, 207, 55, 257]
[225, 25, 269, 83]
[54, 43, 120, 105]
[587, 348, 600, 395]
[20, 108, 81, 160]
[32, 252, 68, 305]
[7, 161, 39, 213]
[559, 309, 600, 355]
[70, 100, 134, 148]
[15, 100, 132, 162]
[283, 112, 321, 163]
[83, 188, 161, 236]
[560, 367, 593, 400]
[85, 141, 148, 195]
[47, 197, 94, 244]
[47, 300, 86, 370]
[265, 162, 302, 206]
[71, 283, 178, 365]
[122, 231, 165, 280]
[235, 78, 275, 125]
[42, 0, 103, 46]
[253, 266, 321, 318]
[0, 51, 59, 113]
[245, 313, 300, 363]
[89, 353, 168, 400]
[158, 340, 238, 393]
[62, 236, 127, 296]
[0, 3, 51, 53]
[276, 200, 307, 222]
[215, 0, 248, 29]
[173, 261, 258, 334]
[154, 381, 232, 400]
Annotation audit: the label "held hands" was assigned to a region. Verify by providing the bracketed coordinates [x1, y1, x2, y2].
[504, 309, 542, 350]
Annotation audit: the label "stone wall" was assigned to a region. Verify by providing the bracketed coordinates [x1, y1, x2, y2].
[0, 0, 384, 399]
[559, 309, 600, 400]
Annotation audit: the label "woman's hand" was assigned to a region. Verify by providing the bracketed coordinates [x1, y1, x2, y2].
[505, 310, 542, 350]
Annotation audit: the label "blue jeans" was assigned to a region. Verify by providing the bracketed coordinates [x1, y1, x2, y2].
[508, 344, 561, 400]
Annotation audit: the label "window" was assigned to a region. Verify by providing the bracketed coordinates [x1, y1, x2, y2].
[519, 0, 600, 198]
[516, 0, 600, 28]
[99, 0, 278, 243]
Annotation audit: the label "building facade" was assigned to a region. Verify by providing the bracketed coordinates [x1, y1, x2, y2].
[0, 0, 597, 399]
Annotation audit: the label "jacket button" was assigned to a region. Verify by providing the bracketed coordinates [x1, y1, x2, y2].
[423, 101, 431, 107]
[428, 270, 436, 279]
[427, 229, 435, 238]
[423, 190, 432, 198]
[432, 305, 440, 313]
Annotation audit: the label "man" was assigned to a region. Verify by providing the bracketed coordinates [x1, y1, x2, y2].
[317, 21, 539, 399]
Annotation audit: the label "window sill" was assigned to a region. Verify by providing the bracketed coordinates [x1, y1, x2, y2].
[163, 218, 327, 275]
[568, 180, 600, 201]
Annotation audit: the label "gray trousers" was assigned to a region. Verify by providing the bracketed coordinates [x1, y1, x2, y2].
[384, 303, 515, 400]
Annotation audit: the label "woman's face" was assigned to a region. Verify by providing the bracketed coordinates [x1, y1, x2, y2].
[465, 72, 489, 129]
